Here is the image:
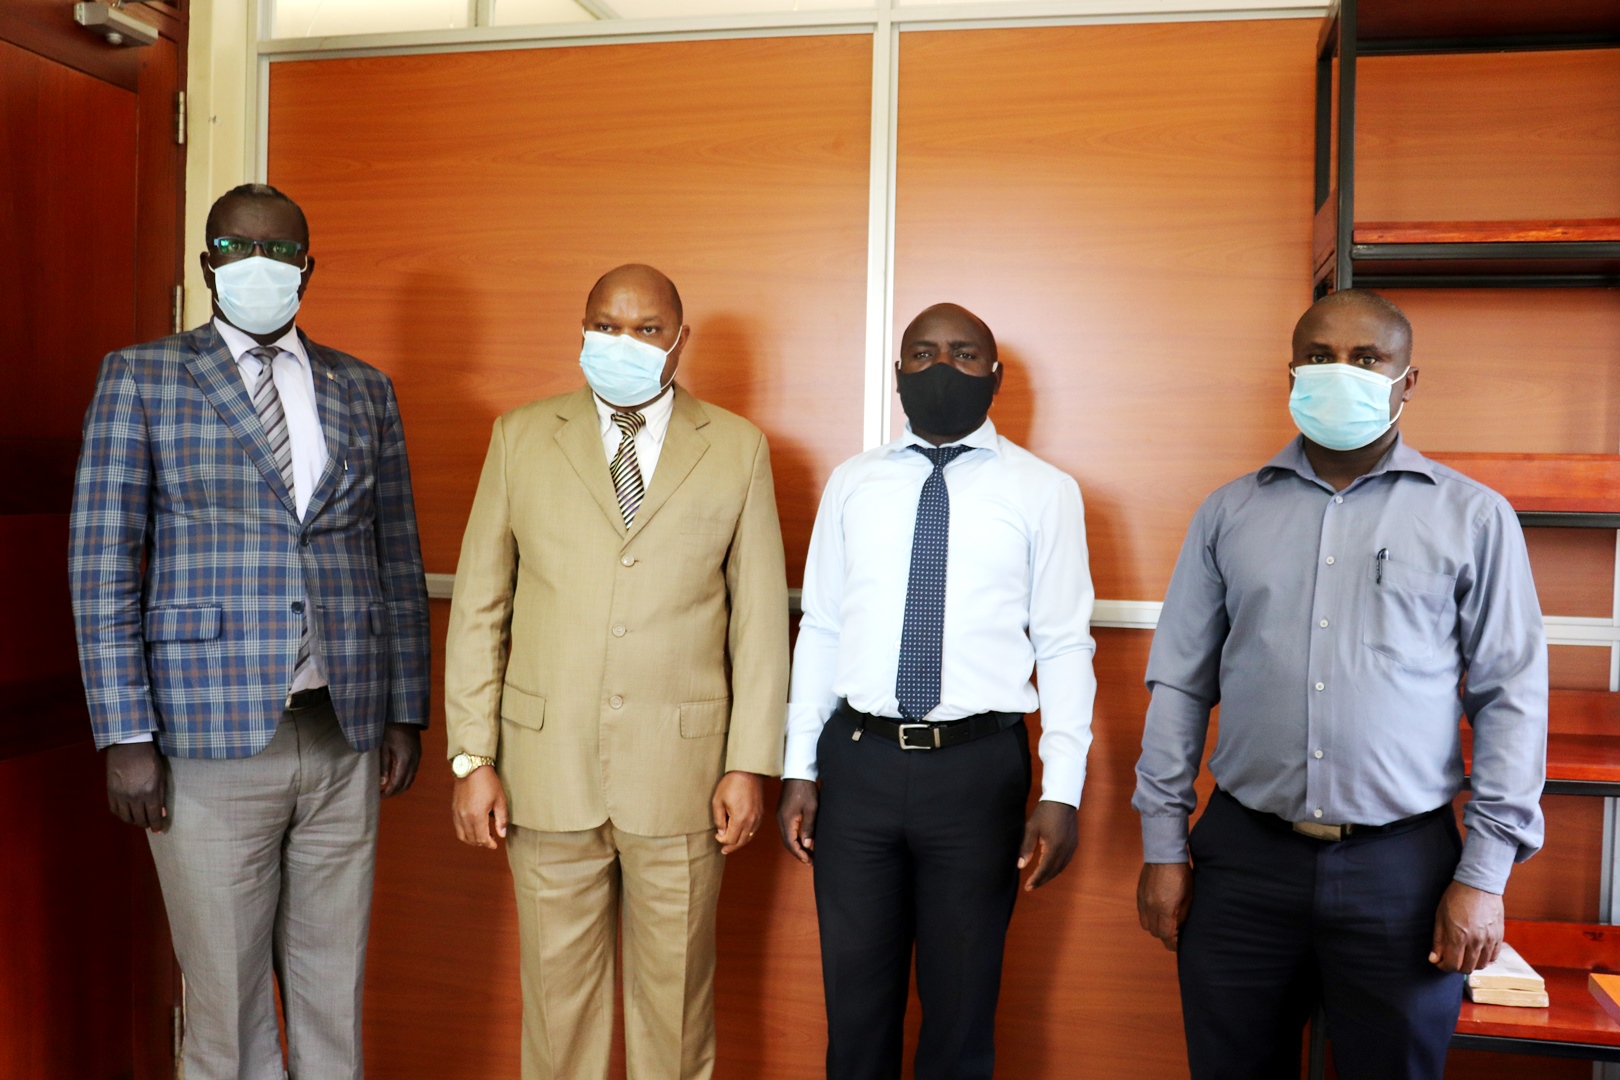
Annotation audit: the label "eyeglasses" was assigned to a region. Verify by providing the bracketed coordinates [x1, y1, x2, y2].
[209, 236, 307, 264]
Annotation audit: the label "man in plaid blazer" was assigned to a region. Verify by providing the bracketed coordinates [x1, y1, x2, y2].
[69, 184, 430, 1080]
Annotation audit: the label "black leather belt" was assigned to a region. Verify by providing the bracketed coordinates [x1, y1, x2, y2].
[284, 685, 331, 712]
[1217, 787, 1449, 843]
[836, 701, 1023, 751]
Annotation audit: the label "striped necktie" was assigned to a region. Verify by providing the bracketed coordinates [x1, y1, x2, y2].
[248, 346, 314, 692]
[895, 444, 973, 720]
[610, 410, 647, 527]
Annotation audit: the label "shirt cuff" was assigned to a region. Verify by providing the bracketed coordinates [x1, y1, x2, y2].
[114, 733, 155, 745]
[1141, 814, 1190, 864]
[1454, 831, 1518, 895]
[1038, 756, 1083, 809]
[781, 702, 826, 783]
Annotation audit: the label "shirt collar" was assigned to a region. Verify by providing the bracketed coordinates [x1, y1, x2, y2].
[1259, 433, 1437, 489]
[887, 417, 1001, 458]
[594, 383, 677, 444]
[214, 317, 309, 372]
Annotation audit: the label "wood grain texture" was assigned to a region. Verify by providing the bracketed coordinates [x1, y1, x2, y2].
[1523, 528, 1615, 620]
[1356, 49, 1620, 224]
[1426, 452, 1620, 513]
[895, 19, 1319, 602]
[1356, 220, 1620, 244]
[266, 36, 873, 582]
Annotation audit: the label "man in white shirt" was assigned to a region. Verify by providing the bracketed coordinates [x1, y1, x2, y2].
[778, 303, 1098, 1080]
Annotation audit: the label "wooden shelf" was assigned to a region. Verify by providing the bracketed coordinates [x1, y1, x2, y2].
[1453, 921, 1620, 1061]
[1345, 0, 1620, 55]
[1355, 220, 1620, 245]
[1461, 691, 1620, 796]
[1424, 454, 1620, 524]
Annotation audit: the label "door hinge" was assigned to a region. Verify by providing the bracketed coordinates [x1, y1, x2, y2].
[172, 284, 184, 334]
[175, 90, 186, 146]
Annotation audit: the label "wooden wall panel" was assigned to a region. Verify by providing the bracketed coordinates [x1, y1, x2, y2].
[895, 19, 1318, 603]
[1356, 50, 1620, 223]
[266, 36, 872, 582]
[268, 35, 872, 1080]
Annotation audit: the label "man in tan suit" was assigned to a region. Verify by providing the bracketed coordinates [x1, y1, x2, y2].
[445, 264, 789, 1080]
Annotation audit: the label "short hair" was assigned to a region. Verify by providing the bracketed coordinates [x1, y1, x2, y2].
[206, 183, 307, 240]
[1317, 288, 1412, 350]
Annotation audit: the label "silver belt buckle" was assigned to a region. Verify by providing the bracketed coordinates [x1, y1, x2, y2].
[897, 723, 938, 750]
[1292, 820, 1350, 842]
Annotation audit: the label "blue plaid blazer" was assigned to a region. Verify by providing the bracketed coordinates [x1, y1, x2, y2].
[69, 322, 431, 757]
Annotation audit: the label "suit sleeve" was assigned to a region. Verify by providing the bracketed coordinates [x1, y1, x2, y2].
[373, 374, 432, 727]
[722, 430, 791, 776]
[69, 353, 159, 749]
[444, 416, 518, 759]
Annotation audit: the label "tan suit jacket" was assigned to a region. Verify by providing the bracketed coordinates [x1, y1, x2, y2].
[445, 386, 789, 837]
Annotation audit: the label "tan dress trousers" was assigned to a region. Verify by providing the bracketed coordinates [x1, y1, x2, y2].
[506, 823, 725, 1080]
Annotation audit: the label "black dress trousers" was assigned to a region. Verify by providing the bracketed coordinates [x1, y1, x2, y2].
[1178, 789, 1466, 1080]
[812, 707, 1032, 1080]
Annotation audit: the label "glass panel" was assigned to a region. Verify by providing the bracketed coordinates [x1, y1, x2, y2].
[491, 0, 596, 23]
[494, 0, 871, 22]
[272, 0, 472, 38]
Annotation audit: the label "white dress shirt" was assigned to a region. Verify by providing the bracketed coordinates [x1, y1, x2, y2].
[593, 384, 676, 485]
[786, 419, 1098, 806]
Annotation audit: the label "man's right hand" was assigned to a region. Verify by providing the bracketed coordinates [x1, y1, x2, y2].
[107, 742, 167, 831]
[777, 778, 819, 865]
[452, 765, 508, 849]
[1137, 861, 1193, 952]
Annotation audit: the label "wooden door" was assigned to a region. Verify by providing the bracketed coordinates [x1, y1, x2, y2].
[0, 3, 186, 1076]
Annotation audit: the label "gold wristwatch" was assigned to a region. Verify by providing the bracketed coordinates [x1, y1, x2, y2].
[451, 752, 495, 779]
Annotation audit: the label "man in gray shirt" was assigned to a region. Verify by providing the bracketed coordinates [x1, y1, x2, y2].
[1134, 289, 1547, 1080]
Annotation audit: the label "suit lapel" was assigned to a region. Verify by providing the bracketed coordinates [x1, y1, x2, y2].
[183, 323, 297, 517]
[554, 388, 630, 539]
[625, 388, 709, 544]
[298, 333, 349, 524]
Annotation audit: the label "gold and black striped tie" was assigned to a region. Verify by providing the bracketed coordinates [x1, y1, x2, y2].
[610, 410, 647, 527]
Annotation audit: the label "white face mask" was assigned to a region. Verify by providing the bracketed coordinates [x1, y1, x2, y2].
[1288, 362, 1410, 451]
[211, 256, 305, 335]
[579, 328, 682, 408]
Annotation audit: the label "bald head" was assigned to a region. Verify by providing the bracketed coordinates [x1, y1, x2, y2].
[902, 303, 997, 365]
[587, 264, 683, 326]
[1293, 288, 1412, 361]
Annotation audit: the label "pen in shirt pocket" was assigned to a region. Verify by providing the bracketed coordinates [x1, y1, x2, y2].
[1376, 547, 1388, 584]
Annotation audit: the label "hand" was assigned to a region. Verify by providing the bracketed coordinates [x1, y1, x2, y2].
[712, 771, 765, 855]
[1137, 861, 1193, 952]
[451, 765, 508, 849]
[1018, 799, 1079, 890]
[777, 778, 820, 865]
[1429, 880, 1505, 974]
[106, 742, 167, 831]
[379, 723, 422, 798]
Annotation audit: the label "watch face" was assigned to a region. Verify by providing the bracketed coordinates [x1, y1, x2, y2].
[452, 754, 472, 778]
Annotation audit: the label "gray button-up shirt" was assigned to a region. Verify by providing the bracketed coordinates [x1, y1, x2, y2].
[1133, 435, 1547, 894]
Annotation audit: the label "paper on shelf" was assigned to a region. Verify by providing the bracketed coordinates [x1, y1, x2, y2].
[1467, 943, 1545, 993]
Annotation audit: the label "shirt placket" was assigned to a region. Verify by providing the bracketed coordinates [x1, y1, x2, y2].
[1304, 488, 1350, 824]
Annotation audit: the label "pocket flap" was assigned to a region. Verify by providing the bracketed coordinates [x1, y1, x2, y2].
[501, 684, 546, 731]
[679, 698, 731, 739]
[145, 605, 222, 642]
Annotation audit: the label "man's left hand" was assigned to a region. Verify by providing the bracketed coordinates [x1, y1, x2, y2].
[712, 771, 765, 855]
[1429, 880, 1505, 974]
[1019, 800, 1079, 891]
[380, 723, 422, 798]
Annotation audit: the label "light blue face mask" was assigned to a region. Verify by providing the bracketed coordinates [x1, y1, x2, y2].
[1288, 362, 1410, 452]
[579, 327, 682, 408]
[212, 256, 305, 335]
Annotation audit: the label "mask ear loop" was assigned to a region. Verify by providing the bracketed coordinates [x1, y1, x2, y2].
[1385, 366, 1411, 427]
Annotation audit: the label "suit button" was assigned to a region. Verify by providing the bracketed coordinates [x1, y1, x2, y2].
[301, 534, 311, 547]
[609, 695, 623, 709]
[611, 625, 626, 638]
[290, 601, 304, 614]
[621, 555, 635, 567]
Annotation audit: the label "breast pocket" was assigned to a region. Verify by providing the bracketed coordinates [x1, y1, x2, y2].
[1362, 558, 1457, 669]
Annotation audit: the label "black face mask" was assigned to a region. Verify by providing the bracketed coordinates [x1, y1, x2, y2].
[896, 361, 998, 439]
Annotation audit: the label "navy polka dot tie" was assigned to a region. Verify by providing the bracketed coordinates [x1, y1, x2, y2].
[896, 444, 974, 720]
